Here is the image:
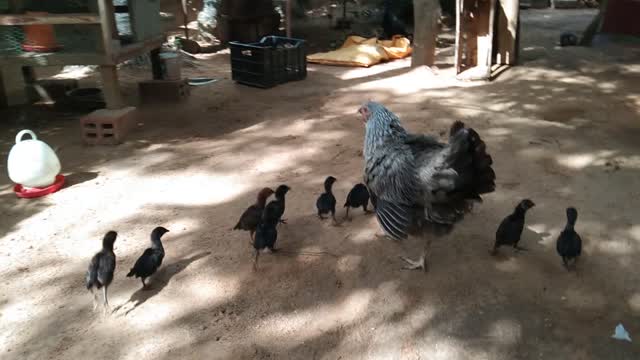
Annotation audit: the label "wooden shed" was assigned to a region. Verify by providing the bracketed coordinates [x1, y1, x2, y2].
[602, 0, 640, 37]
[0, 0, 167, 109]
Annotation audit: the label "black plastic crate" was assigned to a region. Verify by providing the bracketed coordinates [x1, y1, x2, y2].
[229, 36, 307, 88]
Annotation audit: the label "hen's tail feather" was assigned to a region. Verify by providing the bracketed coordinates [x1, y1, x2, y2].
[461, 126, 496, 196]
[126, 269, 135, 277]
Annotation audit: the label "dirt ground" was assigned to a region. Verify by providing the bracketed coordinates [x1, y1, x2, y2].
[1, 9, 640, 360]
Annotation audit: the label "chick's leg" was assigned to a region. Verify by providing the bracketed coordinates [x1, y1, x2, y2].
[344, 207, 351, 221]
[102, 286, 111, 315]
[91, 288, 99, 311]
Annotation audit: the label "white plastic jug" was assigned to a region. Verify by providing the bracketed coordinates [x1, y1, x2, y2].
[7, 130, 61, 188]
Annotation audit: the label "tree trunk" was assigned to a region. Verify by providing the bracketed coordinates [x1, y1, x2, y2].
[412, 0, 441, 67]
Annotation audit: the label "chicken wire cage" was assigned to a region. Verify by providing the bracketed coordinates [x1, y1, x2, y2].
[0, 0, 102, 56]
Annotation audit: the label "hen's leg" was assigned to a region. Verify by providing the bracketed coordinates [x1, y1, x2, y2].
[253, 250, 260, 272]
[400, 236, 431, 272]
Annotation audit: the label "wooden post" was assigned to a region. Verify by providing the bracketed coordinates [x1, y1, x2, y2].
[495, 0, 519, 65]
[99, 66, 124, 110]
[150, 48, 163, 80]
[412, 0, 440, 67]
[21, 66, 39, 103]
[97, 1, 124, 109]
[580, 0, 608, 46]
[97, 0, 119, 61]
[286, 0, 292, 37]
[0, 71, 7, 109]
[180, 0, 189, 39]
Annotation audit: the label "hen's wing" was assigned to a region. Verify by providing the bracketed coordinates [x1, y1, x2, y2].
[367, 121, 495, 240]
[365, 129, 422, 239]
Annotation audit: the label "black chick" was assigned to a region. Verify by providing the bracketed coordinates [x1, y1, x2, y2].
[556, 207, 582, 271]
[343, 183, 371, 220]
[233, 187, 275, 243]
[253, 220, 278, 271]
[265, 184, 291, 225]
[127, 226, 170, 289]
[560, 32, 578, 47]
[316, 176, 337, 223]
[86, 231, 117, 314]
[492, 199, 535, 254]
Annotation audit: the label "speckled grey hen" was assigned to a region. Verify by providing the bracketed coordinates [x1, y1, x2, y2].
[359, 101, 496, 271]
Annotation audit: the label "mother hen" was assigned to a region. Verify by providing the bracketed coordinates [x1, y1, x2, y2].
[359, 101, 496, 271]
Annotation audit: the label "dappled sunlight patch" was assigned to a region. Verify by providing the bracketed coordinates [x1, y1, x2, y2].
[517, 147, 547, 160]
[335, 255, 363, 273]
[184, 276, 240, 305]
[559, 75, 595, 85]
[119, 330, 195, 360]
[564, 287, 607, 310]
[252, 289, 373, 345]
[0, 297, 45, 330]
[338, 59, 410, 80]
[500, 117, 573, 129]
[488, 319, 522, 344]
[556, 153, 597, 169]
[597, 81, 618, 93]
[593, 238, 634, 256]
[347, 225, 382, 245]
[254, 148, 320, 173]
[628, 293, 640, 313]
[145, 173, 249, 206]
[342, 68, 479, 96]
[121, 300, 181, 329]
[494, 257, 522, 273]
[628, 225, 640, 244]
[554, 150, 618, 170]
[527, 223, 560, 247]
[486, 127, 512, 136]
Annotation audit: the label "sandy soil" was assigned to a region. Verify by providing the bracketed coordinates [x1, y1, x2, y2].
[1, 9, 640, 360]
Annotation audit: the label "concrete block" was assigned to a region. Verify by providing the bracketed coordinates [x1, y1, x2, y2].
[80, 106, 136, 145]
[138, 79, 190, 104]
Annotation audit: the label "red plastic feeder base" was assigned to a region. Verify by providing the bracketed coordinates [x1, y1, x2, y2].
[14, 174, 65, 199]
